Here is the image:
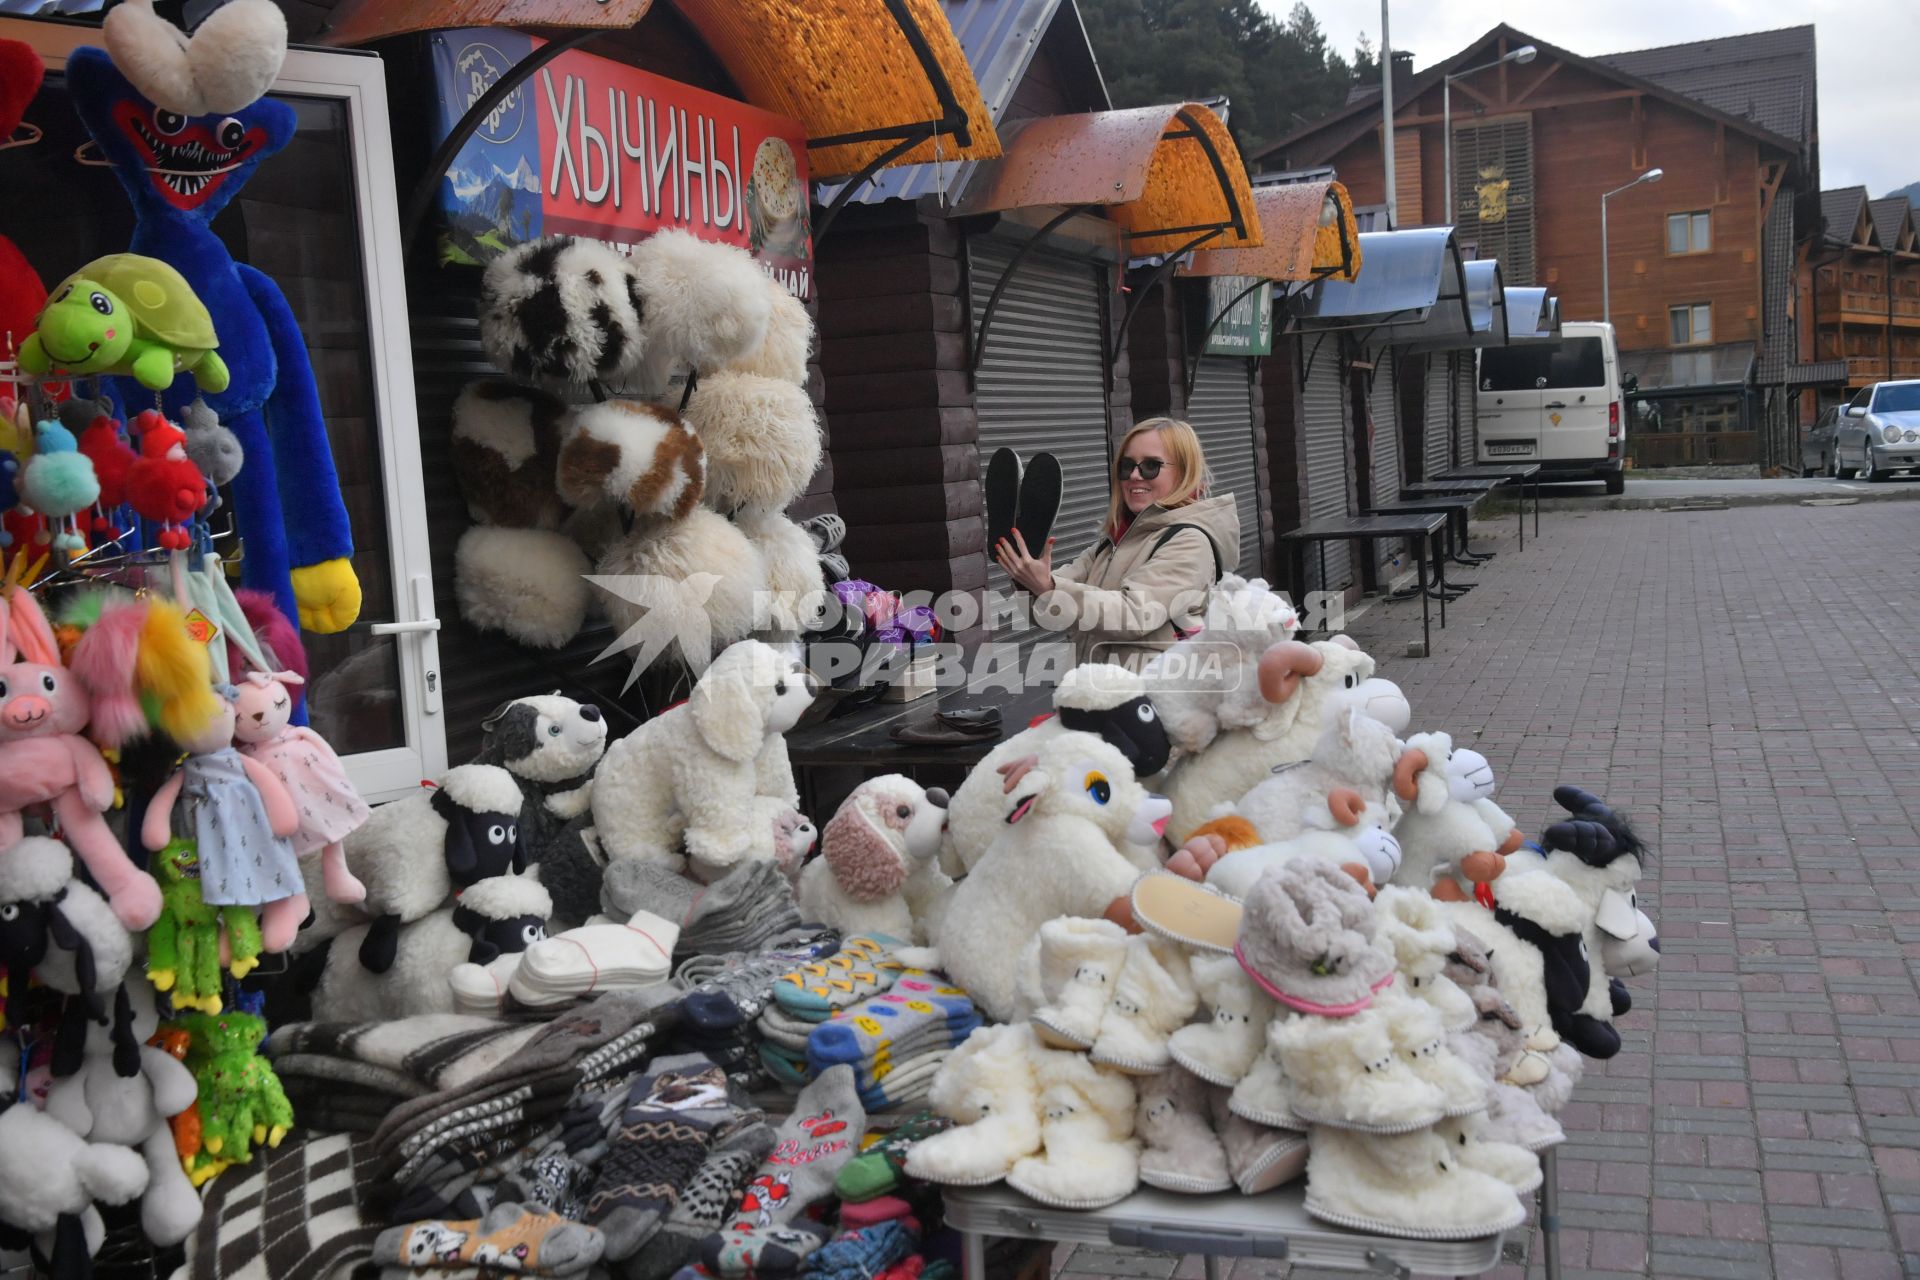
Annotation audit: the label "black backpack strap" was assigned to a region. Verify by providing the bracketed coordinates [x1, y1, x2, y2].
[1150, 523, 1223, 582]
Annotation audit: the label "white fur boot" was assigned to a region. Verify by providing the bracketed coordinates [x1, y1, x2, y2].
[1091, 936, 1198, 1074]
[1209, 1086, 1308, 1195]
[1382, 993, 1488, 1117]
[1136, 1067, 1232, 1194]
[1005, 1049, 1141, 1210]
[905, 1024, 1043, 1187]
[1226, 1040, 1296, 1127]
[1303, 1126, 1527, 1240]
[1169, 953, 1275, 1086]
[1273, 1006, 1445, 1132]
[1025, 918, 1131, 1050]
[1483, 1082, 1566, 1152]
[1435, 1114, 1543, 1194]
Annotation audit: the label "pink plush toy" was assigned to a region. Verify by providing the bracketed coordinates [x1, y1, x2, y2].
[231, 671, 368, 903]
[0, 587, 162, 929]
[140, 687, 308, 952]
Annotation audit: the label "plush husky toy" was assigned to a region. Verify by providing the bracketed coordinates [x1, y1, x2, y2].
[473, 693, 608, 859]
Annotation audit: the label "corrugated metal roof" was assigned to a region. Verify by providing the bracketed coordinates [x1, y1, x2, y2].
[1869, 197, 1913, 250]
[1821, 187, 1870, 246]
[1598, 26, 1814, 147]
[1786, 360, 1848, 388]
[815, 0, 1064, 207]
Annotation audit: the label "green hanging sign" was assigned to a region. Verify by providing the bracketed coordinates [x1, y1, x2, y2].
[1202, 275, 1273, 356]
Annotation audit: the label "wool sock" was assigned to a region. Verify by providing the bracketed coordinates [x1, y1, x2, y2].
[805, 983, 978, 1072]
[373, 1202, 604, 1276]
[834, 1112, 953, 1202]
[681, 990, 749, 1038]
[683, 864, 805, 956]
[772, 937, 903, 1018]
[716, 1067, 865, 1239]
[583, 1054, 741, 1261]
[701, 1220, 832, 1278]
[836, 1196, 919, 1232]
[756, 1004, 819, 1051]
[631, 1112, 779, 1280]
[601, 861, 704, 924]
[757, 1042, 814, 1090]
[798, 1220, 920, 1280]
[855, 1051, 950, 1113]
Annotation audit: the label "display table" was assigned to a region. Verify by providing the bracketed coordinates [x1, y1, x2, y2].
[943, 1183, 1510, 1280]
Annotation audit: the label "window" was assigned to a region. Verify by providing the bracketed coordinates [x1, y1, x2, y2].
[1667, 211, 1712, 254]
[1873, 383, 1920, 413]
[1479, 338, 1606, 391]
[1670, 303, 1713, 345]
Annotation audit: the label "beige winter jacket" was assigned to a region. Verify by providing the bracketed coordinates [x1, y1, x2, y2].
[1044, 494, 1242, 671]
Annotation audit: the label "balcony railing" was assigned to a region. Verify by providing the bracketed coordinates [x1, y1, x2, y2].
[1846, 356, 1920, 382]
[1631, 431, 1757, 468]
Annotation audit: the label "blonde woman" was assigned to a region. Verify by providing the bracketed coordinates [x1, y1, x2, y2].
[995, 417, 1241, 670]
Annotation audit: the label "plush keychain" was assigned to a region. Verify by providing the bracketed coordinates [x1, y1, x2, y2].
[231, 670, 367, 902]
[18, 418, 101, 553]
[18, 254, 230, 393]
[140, 684, 307, 952]
[125, 411, 208, 549]
[145, 837, 263, 1013]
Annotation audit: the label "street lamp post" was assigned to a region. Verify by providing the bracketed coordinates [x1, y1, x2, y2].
[1601, 168, 1664, 329]
[1443, 45, 1536, 225]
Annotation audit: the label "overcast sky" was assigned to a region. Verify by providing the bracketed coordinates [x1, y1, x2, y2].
[1283, 1, 1920, 198]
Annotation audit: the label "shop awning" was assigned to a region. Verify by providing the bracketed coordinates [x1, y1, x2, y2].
[320, 0, 1001, 181]
[1786, 359, 1849, 388]
[1177, 179, 1360, 283]
[951, 103, 1262, 256]
[1504, 287, 1561, 345]
[1289, 227, 1468, 337]
[1391, 257, 1507, 353]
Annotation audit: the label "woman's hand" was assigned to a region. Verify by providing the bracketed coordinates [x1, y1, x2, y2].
[994, 529, 1054, 594]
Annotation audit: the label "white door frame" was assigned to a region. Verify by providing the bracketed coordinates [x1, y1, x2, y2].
[9, 23, 447, 800]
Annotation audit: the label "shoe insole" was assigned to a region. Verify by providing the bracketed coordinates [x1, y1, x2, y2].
[1130, 873, 1241, 954]
[1015, 451, 1063, 550]
[984, 447, 1021, 559]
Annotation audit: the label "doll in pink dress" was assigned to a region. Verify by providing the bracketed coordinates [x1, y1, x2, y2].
[231, 672, 368, 904]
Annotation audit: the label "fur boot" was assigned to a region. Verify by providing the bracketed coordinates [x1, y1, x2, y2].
[1381, 993, 1488, 1117]
[1375, 887, 1477, 1033]
[1169, 953, 1275, 1086]
[1091, 936, 1198, 1074]
[1303, 1126, 1527, 1240]
[1226, 1041, 1296, 1127]
[1024, 918, 1131, 1050]
[1273, 1006, 1444, 1132]
[1136, 1067, 1231, 1194]
[1483, 1082, 1565, 1152]
[1435, 1115, 1542, 1194]
[905, 1025, 1042, 1187]
[1005, 1049, 1140, 1210]
[1209, 1087, 1308, 1195]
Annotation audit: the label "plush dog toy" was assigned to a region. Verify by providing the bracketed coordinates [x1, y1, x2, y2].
[796, 775, 948, 943]
[930, 729, 1172, 1021]
[69, 46, 359, 636]
[473, 693, 608, 858]
[592, 640, 814, 879]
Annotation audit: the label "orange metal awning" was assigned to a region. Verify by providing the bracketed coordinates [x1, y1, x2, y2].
[953, 103, 1263, 256]
[1179, 180, 1360, 283]
[320, 0, 653, 47]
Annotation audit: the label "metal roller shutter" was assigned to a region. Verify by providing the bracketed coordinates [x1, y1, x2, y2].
[1369, 348, 1402, 569]
[1425, 350, 1453, 479]
[1301, 340, 1352, 594]
[970, 236, 1113, 649]
[1456, 351, 1477, 466]
[1188, 356, 1261, 577]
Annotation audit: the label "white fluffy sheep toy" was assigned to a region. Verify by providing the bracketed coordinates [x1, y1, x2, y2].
[314, 871, 552, 1023]
[1141, 574, 1300, 756]
[1161, 636, 1410, 845]
[592, 639, 815, 879]
[1387, 731, 1523, 903]
[0, 1102, 151, 1275]
[297, 764, 528, 973]
[929, 729, 1172, 1022]
[940, 663, 1171, 882]
[0, 837, 135, 1042]
[795, 774, 950, 943]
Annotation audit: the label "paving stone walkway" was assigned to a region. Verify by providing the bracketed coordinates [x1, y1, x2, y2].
[1050, 502, 1920, 1280]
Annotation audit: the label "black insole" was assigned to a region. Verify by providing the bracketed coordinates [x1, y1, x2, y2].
[1015, 451, 1063, 550]
[984, 447, 1021, 557]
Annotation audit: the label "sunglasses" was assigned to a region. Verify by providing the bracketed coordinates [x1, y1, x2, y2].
[1116, 457, 1167, 481]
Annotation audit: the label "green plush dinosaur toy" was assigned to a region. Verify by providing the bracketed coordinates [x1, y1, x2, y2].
[17, 253, 230, 393]
[175, 1009, 293, 1165]
[146, 838, 263, 1014]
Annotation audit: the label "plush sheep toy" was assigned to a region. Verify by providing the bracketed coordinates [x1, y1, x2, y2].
[1141, 574, 1300, 756]
[0, 1102, 151, 1276]
[1387, 731, 1522, 902]
[592, 639, 815, 879]
[930, 729, 1172, 1021]
[1519, 785, 1658, 1016]
[0, 837, 135, 1065]
[796, 775, 949, 943]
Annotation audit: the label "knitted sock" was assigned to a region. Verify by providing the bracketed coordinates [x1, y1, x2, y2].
[373, 1202, 604, 1276]
[805, 982, 978, 1071]
[701, 1220, 831, 1278]
[583, 1054, 741, 1261]
[601, 861, 704, 924]
[684, 864, 804, 955]
[798, 1220, 919, 1280]
[856, 1052, 950, 1113]
[772, 937, 903, 1017]
[757, 1042, 814, 1090]
[756, 1005, 818, 1051]
[834, 1112, 953, 1201]
[722, 1067, 865, 1233]
[681, 991, 749, 1038]
[631, 1113, 778, 1280]
[837, 1195, 919, 1232]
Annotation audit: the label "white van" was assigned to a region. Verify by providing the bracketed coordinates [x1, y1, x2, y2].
[1475, 321, 1626, 494]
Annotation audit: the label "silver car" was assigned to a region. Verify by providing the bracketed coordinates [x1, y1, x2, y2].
[1835, 380, 1920, 481]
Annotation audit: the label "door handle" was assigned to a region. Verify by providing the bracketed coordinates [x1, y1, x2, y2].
[1545, 401, 1567, 408]
[370, 618, 442, 636]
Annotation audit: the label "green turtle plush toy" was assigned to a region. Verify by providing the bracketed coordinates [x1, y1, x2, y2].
[18, 252, 230, 393]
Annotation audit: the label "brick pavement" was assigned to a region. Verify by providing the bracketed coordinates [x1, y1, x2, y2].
[1049, 503, 1920, 1280]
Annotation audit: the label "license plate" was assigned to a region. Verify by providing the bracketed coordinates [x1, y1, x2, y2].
[1486, 441, 1535, 456]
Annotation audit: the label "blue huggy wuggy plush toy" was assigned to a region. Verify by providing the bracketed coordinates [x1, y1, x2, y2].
[67, 46, 360, 636]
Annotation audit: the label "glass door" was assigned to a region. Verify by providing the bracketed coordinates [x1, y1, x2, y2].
[8, 24, 446, 801]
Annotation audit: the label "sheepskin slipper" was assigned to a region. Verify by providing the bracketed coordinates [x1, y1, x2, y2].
[1435, 1116, 1543, 1194]
[1483, 1082, 1566, 1152]
[1225, 1045, 1296, 1128]
[1210, 1087, 1308, 1195]
[455, 526, 592, 650]
[1136, 1067, 1233, 1195]
[683, 371, 823, 512]
[627, 228, 772, 385]
[1090, 936, 1198, 1074]
[1303, 1126, 1527, 1241]
[1236, 859, 1395, 1017]
[1024, 917, 1130, 1050]
[725, 274, 813, 384]
[594, 509, 766, 674]
[1382, 993, 1488, 1118]
[1169, 953, 1275, 1086]
[905, 1024, 1042, 1187]
[1272, 1008, 1445, 1133]
[1375, 887, 1477, 1033]
[1005, 1049, 1140, 1210]
[1129, 872, 1239, 954]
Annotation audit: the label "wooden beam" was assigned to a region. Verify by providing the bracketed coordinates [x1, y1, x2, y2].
[1630, 94, 1646, 169]
[1757, 162, 1786, 229]
[1448, 78, 1497, 111]
[1393, 88, 1642, 127]
[1508, 60, 1563, 107]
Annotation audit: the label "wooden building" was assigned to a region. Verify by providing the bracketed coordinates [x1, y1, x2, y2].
[1799, 188, 1920, 416]
[1257, 24, 1821, 471]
